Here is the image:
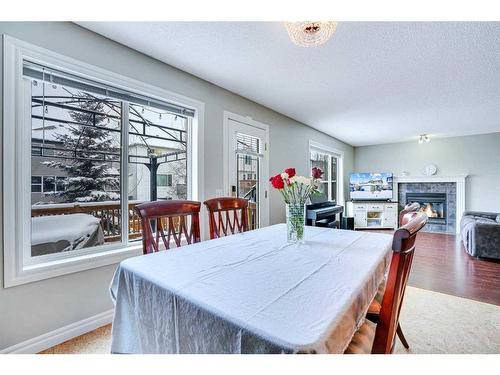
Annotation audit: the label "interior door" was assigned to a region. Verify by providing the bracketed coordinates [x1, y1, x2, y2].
[226, 117, 269, 229]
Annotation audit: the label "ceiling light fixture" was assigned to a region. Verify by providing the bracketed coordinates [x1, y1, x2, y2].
[284, 21, 337, 47]
[419, 134, 430, 144]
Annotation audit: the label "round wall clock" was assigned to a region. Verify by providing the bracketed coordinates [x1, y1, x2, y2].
[423, 164, 438, 176]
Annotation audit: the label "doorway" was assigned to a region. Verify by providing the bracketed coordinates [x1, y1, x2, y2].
[223, 112, 269, 229]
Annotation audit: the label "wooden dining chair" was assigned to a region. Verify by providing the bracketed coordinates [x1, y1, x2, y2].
[365, 201, 422, 348]
[135, 200, 201, 255]
[203, 197, 249, 239]
[399, 202, 421, 226]
[345, 211, 428, 354]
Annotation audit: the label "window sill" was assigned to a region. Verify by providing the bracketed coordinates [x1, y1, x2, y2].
[4, 244, 143, 288]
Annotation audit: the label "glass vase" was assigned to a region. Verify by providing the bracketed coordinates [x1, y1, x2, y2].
[286, 203, 306, 244]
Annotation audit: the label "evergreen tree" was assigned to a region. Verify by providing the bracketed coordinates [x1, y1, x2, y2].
[43, 93, 120, 202]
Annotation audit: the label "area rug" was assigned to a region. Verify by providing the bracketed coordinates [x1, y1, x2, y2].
[394, 287, 500, 354]
[40, 287, 500, 354]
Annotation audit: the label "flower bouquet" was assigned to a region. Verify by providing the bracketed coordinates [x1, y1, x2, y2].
[269, 167, 324, 243]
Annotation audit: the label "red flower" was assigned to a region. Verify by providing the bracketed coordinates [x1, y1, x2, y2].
[269, 174, 285, 189]
[312, 167, 324, 179]
[284, 168, 296, 178]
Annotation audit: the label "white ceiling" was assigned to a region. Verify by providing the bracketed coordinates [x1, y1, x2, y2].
[78, 22, 500, 146]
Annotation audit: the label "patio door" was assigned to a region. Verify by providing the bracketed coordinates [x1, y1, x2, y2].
[224, 113, 269, 229]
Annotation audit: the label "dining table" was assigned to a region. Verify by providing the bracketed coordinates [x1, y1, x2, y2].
[109, 224, 393, 354]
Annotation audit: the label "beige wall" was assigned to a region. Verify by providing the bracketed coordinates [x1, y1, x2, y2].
[0, 22, 353, 350]
[354, 133, 500, 212]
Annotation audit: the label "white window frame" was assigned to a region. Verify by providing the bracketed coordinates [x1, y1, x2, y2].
[3, 35, 205, 287]
[309, 140, 344, 206]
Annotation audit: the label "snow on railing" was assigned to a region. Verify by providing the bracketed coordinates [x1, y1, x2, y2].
[32, 200, 145, 242]
[31, 200, 144, 210]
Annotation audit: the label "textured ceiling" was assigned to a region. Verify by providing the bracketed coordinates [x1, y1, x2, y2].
[78, 22, 500, 146]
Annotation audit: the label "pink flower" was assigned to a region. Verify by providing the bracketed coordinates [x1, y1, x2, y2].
[312, 167, 324, 179]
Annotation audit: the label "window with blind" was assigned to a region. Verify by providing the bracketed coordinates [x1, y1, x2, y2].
[3, 37, 202, 286]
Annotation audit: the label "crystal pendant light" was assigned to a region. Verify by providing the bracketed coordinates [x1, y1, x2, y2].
[284, 21, 337, 47]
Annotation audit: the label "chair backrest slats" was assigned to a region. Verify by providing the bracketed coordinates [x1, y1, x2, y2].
[204, 197, 249, 239]
[371, 211, 427, 354]
[135, 200, 201, 255]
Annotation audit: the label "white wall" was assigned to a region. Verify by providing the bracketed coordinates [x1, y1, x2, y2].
[0, 22, 353, 350]
[354, 133, 500, 212]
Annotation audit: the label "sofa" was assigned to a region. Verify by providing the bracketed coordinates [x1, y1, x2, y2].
[460, 211, 500, 260]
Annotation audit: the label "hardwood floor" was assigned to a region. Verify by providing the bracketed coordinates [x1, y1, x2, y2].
[367, 229, 500, 306]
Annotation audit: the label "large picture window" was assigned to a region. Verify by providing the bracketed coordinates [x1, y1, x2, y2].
[26, 64, 192, 256]
[3, 36, 203, 286]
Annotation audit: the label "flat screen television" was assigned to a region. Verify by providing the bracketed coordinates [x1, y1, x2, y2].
[349, 172, 393, 201]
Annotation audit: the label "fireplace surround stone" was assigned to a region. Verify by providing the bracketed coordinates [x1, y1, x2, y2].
[394, 175, 467, 234]
[398, 182, 456, 233]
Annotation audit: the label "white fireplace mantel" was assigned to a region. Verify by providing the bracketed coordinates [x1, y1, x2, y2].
[394, 174, 468, 234]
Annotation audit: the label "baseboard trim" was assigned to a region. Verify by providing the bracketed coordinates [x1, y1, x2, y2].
[0, 309, 114, 354]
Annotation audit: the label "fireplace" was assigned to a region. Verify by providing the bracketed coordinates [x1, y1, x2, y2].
[396, 177, 466, 234]
[406, 192, 447, 225]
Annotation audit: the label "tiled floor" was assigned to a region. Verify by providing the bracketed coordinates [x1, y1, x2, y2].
[40, 325, 112, 354]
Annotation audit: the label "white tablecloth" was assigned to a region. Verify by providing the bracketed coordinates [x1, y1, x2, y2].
[110, 224, 393, 354]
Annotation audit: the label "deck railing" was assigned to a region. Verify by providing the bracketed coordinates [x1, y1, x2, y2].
[32, 201, 143, 242]
[247, 202, 258, 230]
[32, 200, 258, 242]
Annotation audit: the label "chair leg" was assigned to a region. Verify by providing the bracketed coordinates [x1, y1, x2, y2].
[396, 323, 410, 349]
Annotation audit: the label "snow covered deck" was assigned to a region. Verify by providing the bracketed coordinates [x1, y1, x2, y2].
[31, 213, 104, 255]
[32, 201, 144, 242]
